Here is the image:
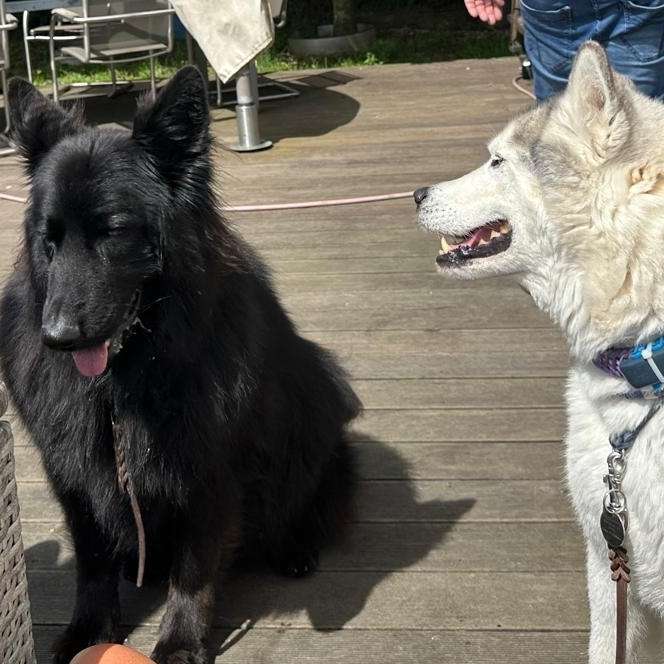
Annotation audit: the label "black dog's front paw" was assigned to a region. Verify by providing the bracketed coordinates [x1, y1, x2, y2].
[52, 624, 119, 664]
[151, 641, 208, 664]
[273, 549, 319, 578]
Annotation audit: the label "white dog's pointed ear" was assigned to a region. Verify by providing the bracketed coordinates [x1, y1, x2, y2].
[566, 42, 630, 157]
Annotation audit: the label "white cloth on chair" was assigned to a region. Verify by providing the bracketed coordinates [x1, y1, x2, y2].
[171, 0, 275, 82]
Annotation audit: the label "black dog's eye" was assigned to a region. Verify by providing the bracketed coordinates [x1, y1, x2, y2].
[43, 217, 64, 259]
[43, 238, 55, 260]
[490, 156, 505, 168]
[105, 226, 127, 237]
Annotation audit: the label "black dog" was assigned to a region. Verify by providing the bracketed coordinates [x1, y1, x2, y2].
[0, 68, 360, 664]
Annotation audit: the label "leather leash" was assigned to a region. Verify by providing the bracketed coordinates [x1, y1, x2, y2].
[112, 415, 146, 588]
[609, 548, 630, 664]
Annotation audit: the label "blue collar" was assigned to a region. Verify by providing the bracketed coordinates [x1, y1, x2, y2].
[594, 336, 664, 399]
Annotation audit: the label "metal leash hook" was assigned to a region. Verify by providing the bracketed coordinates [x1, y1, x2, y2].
[602, 450, 628, 543]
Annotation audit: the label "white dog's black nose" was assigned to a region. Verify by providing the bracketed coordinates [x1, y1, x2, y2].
[413, 187, 429, 205]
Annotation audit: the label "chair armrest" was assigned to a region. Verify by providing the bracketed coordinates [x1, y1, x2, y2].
[52, 7, 82, 22]
[29, 23, 84, 35]
[54, 7, 174, 24]
[0, 13, 17, 30]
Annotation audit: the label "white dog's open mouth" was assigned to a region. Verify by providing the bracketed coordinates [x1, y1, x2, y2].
[437, 220, 512, 266]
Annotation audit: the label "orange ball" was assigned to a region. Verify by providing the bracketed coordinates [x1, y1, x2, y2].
[70, 644, 155, 664]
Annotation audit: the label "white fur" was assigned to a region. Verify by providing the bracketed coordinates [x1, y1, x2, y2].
[418, 42, 664, 662]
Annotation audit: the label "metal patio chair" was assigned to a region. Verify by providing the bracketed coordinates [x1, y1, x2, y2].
[48, 0, 175, 103]
[22, 9, 83, 84]
[0, 0, 17, 130]
[0, 0, 17, 155]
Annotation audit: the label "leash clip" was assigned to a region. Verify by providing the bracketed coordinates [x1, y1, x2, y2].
[601, 450, 628, 549]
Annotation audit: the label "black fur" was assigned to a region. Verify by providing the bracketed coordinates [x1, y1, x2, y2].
[0, 69, 360, 664]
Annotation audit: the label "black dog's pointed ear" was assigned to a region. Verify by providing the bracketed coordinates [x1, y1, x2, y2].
[132, 66, 211, 183]
[8, 78, 84, 174]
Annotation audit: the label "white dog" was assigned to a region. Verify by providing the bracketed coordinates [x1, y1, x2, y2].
[417, 42, 664, 663]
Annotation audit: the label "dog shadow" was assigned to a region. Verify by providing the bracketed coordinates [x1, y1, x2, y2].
[205, 436, 475, 658]
[24, 438, 474, 662]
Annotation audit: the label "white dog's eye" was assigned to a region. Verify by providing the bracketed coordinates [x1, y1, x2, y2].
[490, 156, 504, 168]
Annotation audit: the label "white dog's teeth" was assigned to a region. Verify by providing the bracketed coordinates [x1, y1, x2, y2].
[440, 237, 450, 252]
[490, 230, 501, 239]
[478, 239, 489, 246]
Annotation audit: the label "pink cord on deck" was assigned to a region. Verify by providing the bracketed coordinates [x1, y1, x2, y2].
[1, 190, 415, 211]
[0, 193, 28, 203]
[224, 191, 413, 212]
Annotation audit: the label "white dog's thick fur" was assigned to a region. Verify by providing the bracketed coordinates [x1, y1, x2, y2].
[418, 42, 664, 663]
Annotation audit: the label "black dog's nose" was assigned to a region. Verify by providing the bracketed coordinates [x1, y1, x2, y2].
[413, 187, 429, 205]
[41, 318, 82, 349]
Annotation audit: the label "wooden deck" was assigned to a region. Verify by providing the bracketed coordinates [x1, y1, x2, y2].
[1, 58, 590, 663]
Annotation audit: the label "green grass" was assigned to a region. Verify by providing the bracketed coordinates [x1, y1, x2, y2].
[8, 7, 511, 88]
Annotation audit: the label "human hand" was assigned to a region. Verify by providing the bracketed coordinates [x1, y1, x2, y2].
[463, 0, 506, 25]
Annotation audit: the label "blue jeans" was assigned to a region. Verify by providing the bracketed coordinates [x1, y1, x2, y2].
[521, 0, 664, 101]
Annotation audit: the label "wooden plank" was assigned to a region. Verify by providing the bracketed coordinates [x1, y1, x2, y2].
[33, 625, 591, 664]
[14, 442, 563, 482]
[236, 213, 429, 236]
[269, 256, 435, 274]
[23, 521, 584, 573]
[307, 329, 563, 350]
[259, 243, 432, 261]
[306, 329, 567, 379]
[242, 228, 432, 250]
[16, 479, 574, 524]
[283, 288, 537, 310]
[356, 480, 573, 523]
[27, 569, 588, 630]
[352, 378, 564, 409]
[273, 272, 524, 291]
[293, 307, 550, 332]
[354, 442, 563, 480]
[354, 409, 565, 442]
[331, 352, 566, 379]
[280, 285, 550, 331]
[325, 522, 584, 573]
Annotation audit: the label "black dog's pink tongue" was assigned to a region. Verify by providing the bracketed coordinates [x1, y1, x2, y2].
[72, 343, 109, 377]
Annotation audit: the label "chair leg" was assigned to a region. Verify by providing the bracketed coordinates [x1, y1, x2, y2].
[149, 55, 156, 99]
[216, 76, 222, 107]
[1, 68, 10, 132]
[49, 14, 59, 103]
[110, 61, 117, 95]
[0, 67, 15, 156]
[22, 11, 33, 83]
